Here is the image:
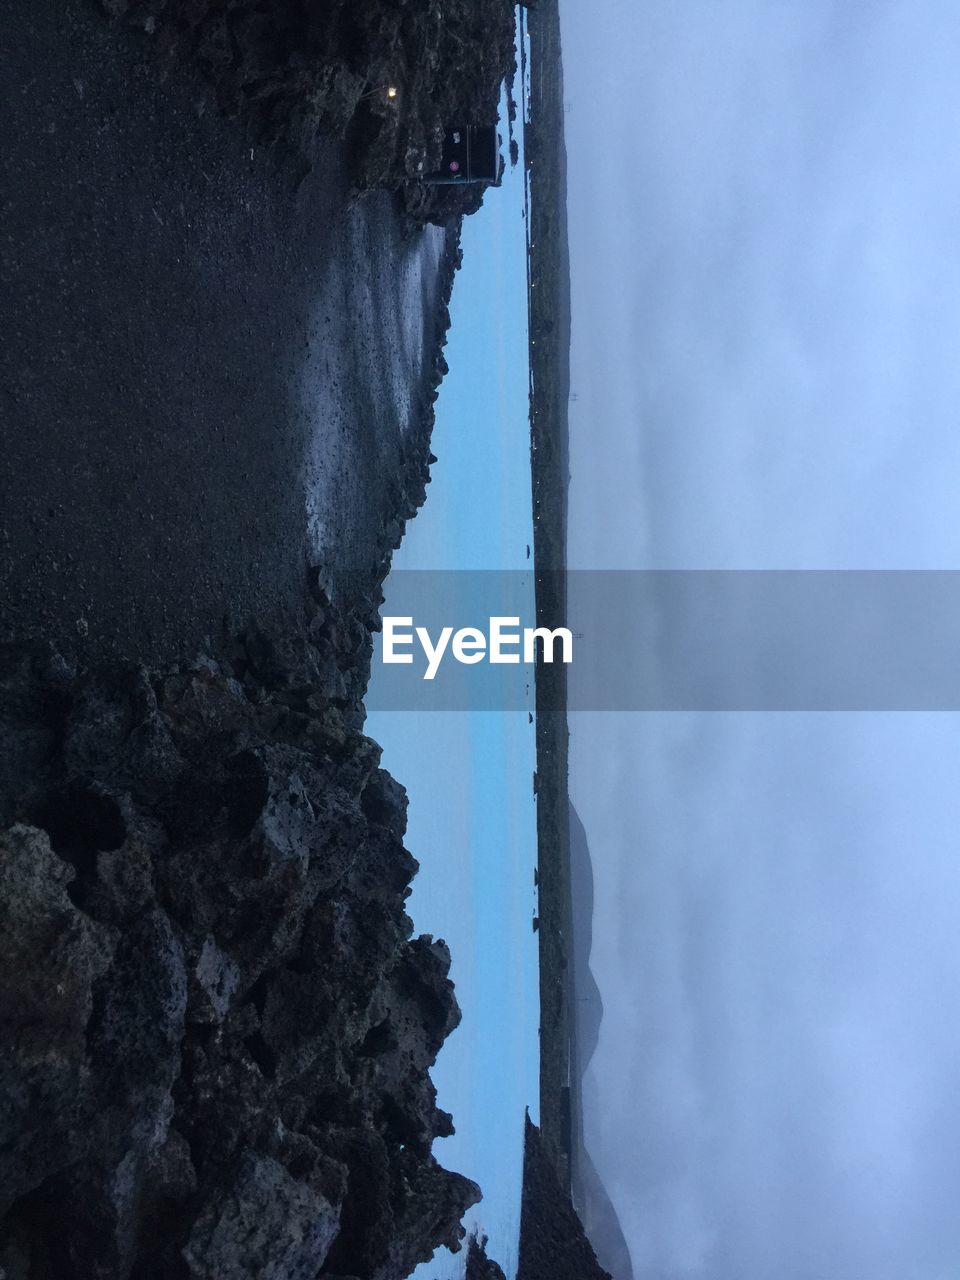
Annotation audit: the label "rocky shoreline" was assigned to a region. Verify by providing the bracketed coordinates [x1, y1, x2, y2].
[94, 0, 518, 223]
[1, 0, 525, 1275]
[0, 591, 477, 1279]
[0, 130, 473, 1280]
[517, 1117, 611, 1280]
[465, 1233, 508, 1280]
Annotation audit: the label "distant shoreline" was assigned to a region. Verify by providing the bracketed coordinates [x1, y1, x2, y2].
[522, 0, 575, 1181]
[519, 2, 613, 1277]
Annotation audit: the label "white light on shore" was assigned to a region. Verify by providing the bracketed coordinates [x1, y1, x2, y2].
[387, 86, 398, 99]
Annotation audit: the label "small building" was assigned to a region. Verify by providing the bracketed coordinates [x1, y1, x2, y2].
[424, 125, 502, 185]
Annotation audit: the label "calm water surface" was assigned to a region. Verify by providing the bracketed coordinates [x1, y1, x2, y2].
[366, 80, 540, 1279]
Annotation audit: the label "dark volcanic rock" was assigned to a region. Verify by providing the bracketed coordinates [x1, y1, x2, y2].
[94, 0, 517, 223]
[0, 628, 479, 1279]
[183, 1152, 341, 1280]
[518, 1116, 612, 1280]
[1, 0, 465, 672]
[465, 1232, 508, 1280]
[2, 4, 492, 1274]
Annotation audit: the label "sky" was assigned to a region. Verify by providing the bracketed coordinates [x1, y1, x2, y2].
[559, 2, 960, 1278]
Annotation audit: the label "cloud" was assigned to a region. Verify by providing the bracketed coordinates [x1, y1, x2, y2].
[572, 713, 960, 1279]
[562, 3, 960, 1274]
[563, 0, 960, 572]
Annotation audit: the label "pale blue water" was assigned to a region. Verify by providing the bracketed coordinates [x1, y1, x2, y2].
[365, 61, 540, 1280]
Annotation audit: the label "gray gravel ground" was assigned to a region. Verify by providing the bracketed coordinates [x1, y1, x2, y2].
[0, 0, 454, 666]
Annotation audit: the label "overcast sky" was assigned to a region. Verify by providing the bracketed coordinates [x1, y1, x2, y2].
[560, 3, 960, 1277]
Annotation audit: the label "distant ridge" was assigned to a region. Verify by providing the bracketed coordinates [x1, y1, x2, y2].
[568, 802, 604, 1073]
[567, 804, 635, 1280]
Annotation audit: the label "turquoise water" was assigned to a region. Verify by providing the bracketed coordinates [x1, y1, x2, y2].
[365, 77, 540, 1280]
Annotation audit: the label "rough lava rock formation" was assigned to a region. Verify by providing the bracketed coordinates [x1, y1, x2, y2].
[465, 1233, 508, 1280]
[0, 599, 478, 1279]
[1, 3, 522, 1274]
[93, 0, 518, 223]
